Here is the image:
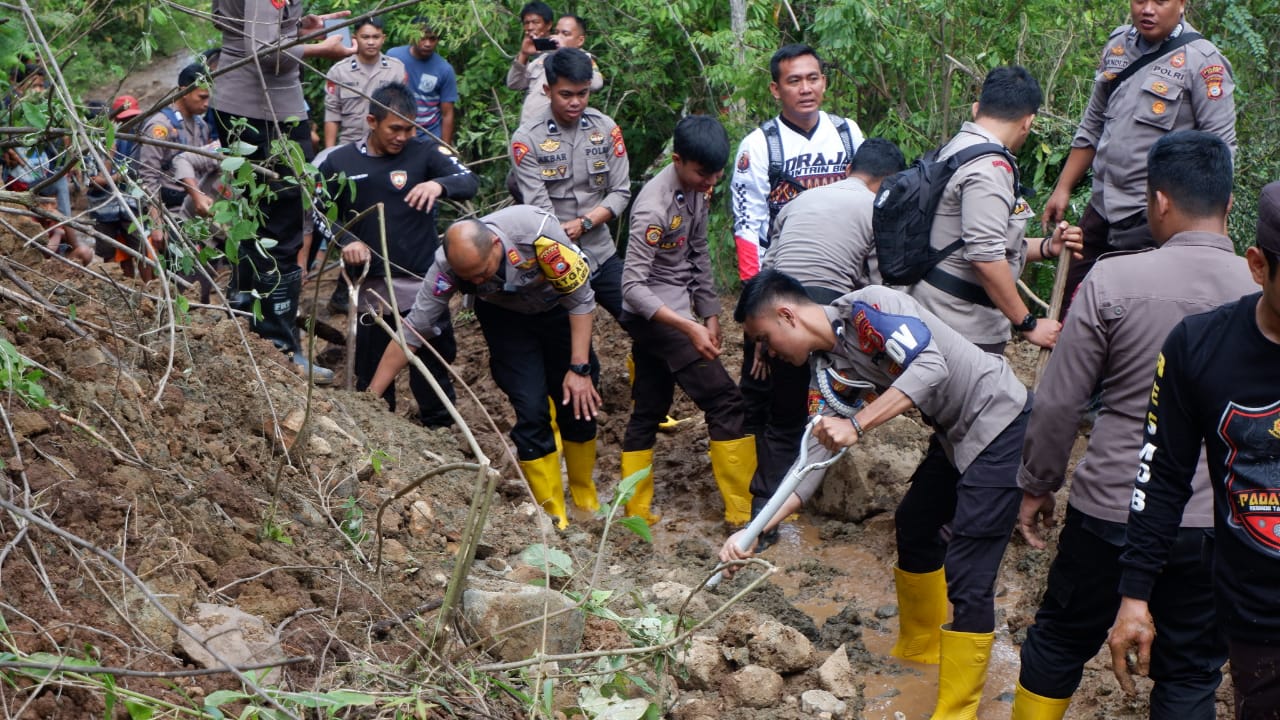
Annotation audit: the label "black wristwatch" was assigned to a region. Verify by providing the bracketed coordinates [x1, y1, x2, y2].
[579, 216, 595, 232]
[1016, 313, 1038, 333]
[569, 363, 592, 377]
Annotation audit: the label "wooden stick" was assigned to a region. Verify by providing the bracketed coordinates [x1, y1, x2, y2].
[1034, 253, 1072, 389]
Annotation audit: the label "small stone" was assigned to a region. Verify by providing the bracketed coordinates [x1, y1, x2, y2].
[674, 635, 727, 690]
[10, 412, 50, 437]
[408, 500, 434, 537]
[485, 556, 509, 572]
[380, 539, 409, 564]
[747, 620, 813, 673]
[721, 664, 784, 708]
[649, 581, 707, 617]
[307, 435, 333, 456]
[875, 605, 898, 619]
[818, 644, 861, 700]
[801, 689, 847, 718]
[179, 604, 285, 685]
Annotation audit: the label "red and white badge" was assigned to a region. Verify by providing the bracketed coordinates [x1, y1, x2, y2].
[390, 171, 407, 189]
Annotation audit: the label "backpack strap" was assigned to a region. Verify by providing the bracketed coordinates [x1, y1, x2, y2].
[762, 118, 784, 187]
[831, 115, 855, 164]
[1110, 31, 1202, 90]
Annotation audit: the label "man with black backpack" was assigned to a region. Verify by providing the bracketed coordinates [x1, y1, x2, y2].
[1042, 0, 1235, 319]
[903, 65, 1063, 355]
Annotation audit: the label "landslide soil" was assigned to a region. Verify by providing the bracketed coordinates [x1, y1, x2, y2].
[0, 214, 1230, 718]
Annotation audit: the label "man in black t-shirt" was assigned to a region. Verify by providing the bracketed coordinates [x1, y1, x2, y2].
[315, 82, 477, 426]
[1110, 180, 1280, 718]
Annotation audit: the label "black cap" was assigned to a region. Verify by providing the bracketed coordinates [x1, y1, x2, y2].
[178, 62, 208, 88]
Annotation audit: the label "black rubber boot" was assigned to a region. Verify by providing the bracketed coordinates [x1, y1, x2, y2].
[251, 269, 333, 385]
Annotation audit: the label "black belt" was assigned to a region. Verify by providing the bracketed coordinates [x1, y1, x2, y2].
[922, 266, 995, 308]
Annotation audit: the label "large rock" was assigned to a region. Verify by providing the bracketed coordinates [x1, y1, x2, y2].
[720, 664, 784, 709]
[747, 620, 813, 674]
[462, 585, 585, 662]
[818, 644, 862, 700]
[647, 581, 708, 617]
[178, 603, 285, 684]
[674, 635, 728, 690]
[810, 416, 930, 521]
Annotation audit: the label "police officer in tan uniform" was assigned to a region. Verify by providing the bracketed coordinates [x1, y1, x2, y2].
[137, 64, 214, 251]
[322, 16, 406, 148]
[510, 47, 630, 318]
[617, 116, 753, 526]
[908, 66, 1065, 354]
[1042, 0, 1236, 317]
[506, 13, 604, 126]
[368, 206, 601, 530]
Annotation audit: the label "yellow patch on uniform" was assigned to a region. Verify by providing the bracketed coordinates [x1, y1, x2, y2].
[1012, 200, 1030, 215]
[592, 159, 607, 170]
[533, 235, 589, 293]
[1170, 52, 1185, 68]
[1152, 100, 1166, 115]
[437, 145, 455, 157]
[1151, 81, 1169, 95]
[541, 167, 560, 178]
[589, 130, 605, 145]
[806, 389, 824, 416]
[1111, 45, 1125, 56]
[151, 125, 169, 139]
[644, 225, 663, 246]
[669, 215, 683, 231]
[539, 138, 561, 152]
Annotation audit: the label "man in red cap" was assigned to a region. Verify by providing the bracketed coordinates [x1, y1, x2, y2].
[1109, 178, 1280, 717]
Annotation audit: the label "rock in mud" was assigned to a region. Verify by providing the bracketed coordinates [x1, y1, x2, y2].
[747, 620, 813, 673]
[674, 635, 727, 690]
[178, 603, 286, 684]
[801, 688, 848, 718]
[810, 416, 928, 522]
[648, 581, 708, 617]
[817, 603, 872, 662]
[10, 411, 50, 437]
[461, 584, 584, 662]
[817, 644, 862, 701]
[720, 664, 784, 708]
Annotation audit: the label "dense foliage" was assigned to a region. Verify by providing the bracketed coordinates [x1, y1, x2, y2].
[4, 0, 1279, 291]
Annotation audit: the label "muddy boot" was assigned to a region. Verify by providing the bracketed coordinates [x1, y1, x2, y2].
[709, 436, 755, 525]
[520, 451, 567, 529]
[930, 627, 993, 719]
[563, 439, 600, 512]
[891, 566, 947, 664]
[252, 269, 333, 385]
[1010, 681, 1070, 720]
[621, 448, 659, 525]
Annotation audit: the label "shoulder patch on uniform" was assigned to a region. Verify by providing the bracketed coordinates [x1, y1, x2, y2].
[610, 126, 626, 157]
[644, 225, 663, 246]
[151, 124, 169, 139]
[991, 158, 1012, 174]
[325, 80, 336, 95]
[432, 273, 454, 296]
[512, 141, 530, 166]
[849, 301, 931, 372]
[533, 235, 590, 293]
[437, 144, 456, 157]
[736, 152, 750, 172]
[1201, 64, 1225, 99]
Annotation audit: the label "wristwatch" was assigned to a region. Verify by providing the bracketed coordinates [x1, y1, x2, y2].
[569, 363, 592, 377]
[1016, 313, 1038, 333]
[579, 215, 595, 232]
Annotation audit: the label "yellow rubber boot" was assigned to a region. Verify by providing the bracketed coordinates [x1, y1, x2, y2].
[891, 566, 947, 664]
[563, 439, 600, 512]
[519, 451, 568, 529]
[930, 627, 994, 720]
[708, 436, 756, 525]
[547, 398, 563, 454]
[1010, 681, 1071, 720]
[621, 449, 659, 525]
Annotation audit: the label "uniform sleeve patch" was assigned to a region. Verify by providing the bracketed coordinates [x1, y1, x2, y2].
[325, 80, 336, 95]
[512, 141, 530, 166]
[849, 301, 931, 372]
[991, 158, 1012, 174]
[610, 125, 626, 157]
[432, 273, 454, 296]
[1201, 64, 1225, 99]
[644, 225, 663, 246]
[533, 235, 590, 293]
[151, 124, 169, 139]
[806, 388, 825, 416]
[736, 152, 750, 172]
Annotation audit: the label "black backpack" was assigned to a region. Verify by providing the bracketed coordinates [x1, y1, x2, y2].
[872, 142, 1019, 286]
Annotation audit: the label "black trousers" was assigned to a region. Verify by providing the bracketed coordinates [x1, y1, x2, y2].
[1019, 507, 1225, 715]
[1231, 641, 1280, 719]
[590, 254, 624, 321]
[1060, 203, 1153, 320]
[894, 402, 1029, 633]
[211, 110, 312, 273]
[474, 299, 596, 461]
[620, 312, 744, 451]
[355, 312, 457, 428]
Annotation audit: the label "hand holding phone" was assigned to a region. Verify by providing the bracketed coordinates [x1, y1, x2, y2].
[532, 36, 559, 52]
[323, 18, 351, 47]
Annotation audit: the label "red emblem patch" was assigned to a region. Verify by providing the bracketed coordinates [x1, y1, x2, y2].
[610, 126, 626, 157]
[512, 141, 530, 166]
[807, 389, 824, 416]
[991, 159, 1013, 174]
[644, 225, 663, 246]
[1169, 52, 1186, 68]
[507, 249, 522, 266]
[390, 170, 407, 189]
[736, 152, 750, 172]
[1201, 64, 1226, 100]
[852, 308, 885, 354]
[325, 80, 336, 95]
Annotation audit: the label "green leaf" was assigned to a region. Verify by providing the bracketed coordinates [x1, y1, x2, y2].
[519, 543, 574, 578]
[124, 700, 155, 720]
[220, 156, 244, 173]
[204, 690, 251, 708]
[616, 517, 652, 543]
